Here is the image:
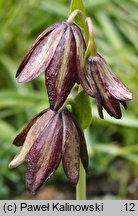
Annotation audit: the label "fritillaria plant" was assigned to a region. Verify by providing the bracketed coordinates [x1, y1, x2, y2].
[9, 0, 132, 199]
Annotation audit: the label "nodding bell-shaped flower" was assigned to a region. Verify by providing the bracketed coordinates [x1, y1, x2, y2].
[84, 54, 132, 119]
[9, 109, 88, 193]
[16, 21, 86, 110]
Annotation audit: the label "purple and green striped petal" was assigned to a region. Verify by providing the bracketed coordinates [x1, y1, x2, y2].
[72, 24, 94, 98]
[92, 54, 132, 101]
[87, 58, 122, 119]
[9, 109, 56, 168]
[26, 112, 63, 193]
[16, 23, 67, 83]
[62, 110, 80, 185]
[13, 109, 47, 147]
[45, 25, 77, 110]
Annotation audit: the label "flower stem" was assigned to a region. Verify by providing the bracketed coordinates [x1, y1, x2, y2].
[76, 161, 86, 200]
[76, 85, 87, 200]
[85, 17, 97, 56]
[67, 9, 85, 24]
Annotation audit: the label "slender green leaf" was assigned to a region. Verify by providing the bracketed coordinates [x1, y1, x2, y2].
[72, 90, 92, 129]
[70, 0, 85, 27]
[93, 143, 138, 155]
[0, 90, 48, 109]
[0, 120, 15, 141]
[124, 154, 138, 164]
[37, 0, 68, 17]
[92, 106, 138, 128]
[96, 11, 124, 51]
[71, 0, 85, 13]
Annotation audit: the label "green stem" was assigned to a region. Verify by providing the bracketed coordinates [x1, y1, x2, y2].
[67, 9, 89, 45]
[75, 85, 87, 200]
[67, 9, 85, 24]
[85, 17, 97, 57]
[76, 161, 86, 200]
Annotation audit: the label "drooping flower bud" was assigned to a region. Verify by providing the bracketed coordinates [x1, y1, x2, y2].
[85, 54, 132, 119]
[9, 108, 88, 193]
[16, 21, 86, 110]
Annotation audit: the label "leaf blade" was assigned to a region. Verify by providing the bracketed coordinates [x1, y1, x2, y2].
[71, 0, 85, 13]
[72, 90, 92, 129]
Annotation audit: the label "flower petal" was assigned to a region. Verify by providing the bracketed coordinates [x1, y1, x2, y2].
[17, 23, 67, 83]
[16, 23, 60, 78]
[62, 110, 80, 185]
[102, 94, 122, 119]
[78, 129, 89, 173]
[86, 61, 104, 118]
[9, 109, 56, 168]
[72, 24, 94, 98]
[120, 101, 127, 110]
[92, 55, 132, 101]
[89, 59, 122, 119]
[26, 112, 63, 193]
[45, 25, 77, 110]
[70, 115, 89, 172]
[13, 109, 47, 146]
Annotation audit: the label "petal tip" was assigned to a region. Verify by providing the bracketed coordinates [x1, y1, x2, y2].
[114, 112, 122, 119]
[16, 76, 24, 83]
[8, 160, 17, 169]
[70, 178, 78, 186]
[26, 184, 38, 194]
[8, 156, 25, 169]
[16, 76, 27, 83]
[127, 92, 133, 100]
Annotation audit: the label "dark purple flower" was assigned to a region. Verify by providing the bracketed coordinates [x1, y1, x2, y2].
[9, 109, 88, 193]
[16, 22, 86, 111]
[15, 20, 132, 119]
[83, 54, 132, 119]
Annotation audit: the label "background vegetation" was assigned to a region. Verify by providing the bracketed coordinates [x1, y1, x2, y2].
[0, 0, 138, 199]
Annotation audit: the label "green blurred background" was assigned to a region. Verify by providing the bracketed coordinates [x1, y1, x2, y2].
[0, 0, 138, 199]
